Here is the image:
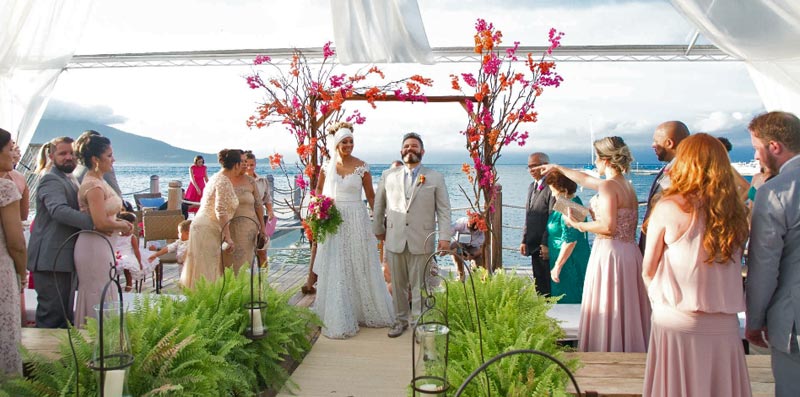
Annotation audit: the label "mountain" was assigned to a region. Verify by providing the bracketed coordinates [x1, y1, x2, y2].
[32, 119, 215, 164]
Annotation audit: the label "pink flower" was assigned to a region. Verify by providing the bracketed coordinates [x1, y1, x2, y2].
[295, 175, 308, 190]
[547, 28, 565, 54]
[253, 55, 271, 65]
[330, 74, 345, 88]
[506, 41, 520, 61]
[482, 53, 502, 75]
[323, 41, 335, 59]
[246, 75, 261, 89]
[291, 96, 301, 110]
[461, 73, 478, 88]
[346, 110, 367, 124]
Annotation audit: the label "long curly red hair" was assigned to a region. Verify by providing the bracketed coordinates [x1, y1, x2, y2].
[663, 133, 749, 264]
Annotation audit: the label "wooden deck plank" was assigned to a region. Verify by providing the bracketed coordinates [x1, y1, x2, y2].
[276, 327, 411, 397]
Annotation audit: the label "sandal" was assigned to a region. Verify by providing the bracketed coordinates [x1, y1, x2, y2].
[124, 285, 133, 292]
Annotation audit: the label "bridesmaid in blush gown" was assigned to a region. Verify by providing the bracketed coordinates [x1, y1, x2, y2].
[535, 136, 651, 352]
[184, 155, 208, 203]
[74, 134, 134, 327]
[642, 134, 751, 397]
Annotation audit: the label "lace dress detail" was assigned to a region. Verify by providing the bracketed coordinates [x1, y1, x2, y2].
[223, 181, 259, 273]
[181, 173, 239, 288]
[590, 195, 637, 242]
[314, 162, 395, 339]
[0, 179, 22, 375]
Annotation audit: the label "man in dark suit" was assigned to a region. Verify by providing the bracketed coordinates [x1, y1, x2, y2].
[27, 137, 94, 328]
[638, 120, 689, 253]
[745, 111, 800, 396]
[520, 152, 555, 296]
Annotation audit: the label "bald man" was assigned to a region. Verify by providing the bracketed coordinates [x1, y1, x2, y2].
[638, 121, 690, 253]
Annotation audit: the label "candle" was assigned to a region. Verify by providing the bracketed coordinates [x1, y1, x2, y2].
[423, 332, 437, 361]
[418, 383, 441, 392]
[103, 369, 125, 397]
[249, 308, 264, 336]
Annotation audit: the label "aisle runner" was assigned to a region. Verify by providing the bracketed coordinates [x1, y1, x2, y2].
[277, 327, 412, 397]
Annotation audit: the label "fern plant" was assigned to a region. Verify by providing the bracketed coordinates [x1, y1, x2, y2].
[437, 269, 581, 396]
[1, 268, 319, 396]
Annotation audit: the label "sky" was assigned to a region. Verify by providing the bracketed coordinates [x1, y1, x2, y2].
[41, 0, 765, 164]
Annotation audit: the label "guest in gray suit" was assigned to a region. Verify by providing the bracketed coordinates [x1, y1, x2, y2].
[745, 111, 800, 397]
[520, 152, 556, 296]
[27, 137, 94, 328]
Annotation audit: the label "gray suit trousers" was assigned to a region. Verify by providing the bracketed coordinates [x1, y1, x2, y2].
[386, 245, 428, 327]
[772, 326, 800, 397]
[33, 271, 76, 328]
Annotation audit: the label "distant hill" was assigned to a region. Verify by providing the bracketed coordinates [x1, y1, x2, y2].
[32, 119, 215, 164]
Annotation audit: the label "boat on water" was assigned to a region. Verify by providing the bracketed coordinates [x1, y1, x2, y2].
[732, 160, 760, 176]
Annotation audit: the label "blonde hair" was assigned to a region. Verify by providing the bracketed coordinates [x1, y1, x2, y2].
[663, 133, 749, 264]
[35, 142, 52, 174]
[327, 121, 354, 135]
[594, 136, 633, 174]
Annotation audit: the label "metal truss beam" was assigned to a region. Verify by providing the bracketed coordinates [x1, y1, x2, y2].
[65, 44, 737, 69]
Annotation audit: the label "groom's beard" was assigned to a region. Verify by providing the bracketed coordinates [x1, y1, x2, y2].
[403, 151, 422, 164]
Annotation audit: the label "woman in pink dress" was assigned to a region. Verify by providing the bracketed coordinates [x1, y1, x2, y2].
[536, 136, 651, 352]
[642, 133, 751, 396]
[184, 155, 208, 203]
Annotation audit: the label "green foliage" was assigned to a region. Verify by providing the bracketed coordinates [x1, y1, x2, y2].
[305, 194, 343, 243]
[1, 268, 319, 396]
[438, 269, 581, 396]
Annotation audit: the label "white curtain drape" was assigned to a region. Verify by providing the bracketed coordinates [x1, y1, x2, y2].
[0, 0, 96, 154]
[330, 0, 434, 65]
[670, 0, 800, 115]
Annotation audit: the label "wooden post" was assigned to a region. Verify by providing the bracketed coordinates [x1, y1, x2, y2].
[149, 175, 159, 194]
[490, 184, 503, 272]
[167, 180, 182, 211]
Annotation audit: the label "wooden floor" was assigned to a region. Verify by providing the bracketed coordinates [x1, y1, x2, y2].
[276, 327, 412, 397]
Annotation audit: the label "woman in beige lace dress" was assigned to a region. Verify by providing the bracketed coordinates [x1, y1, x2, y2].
[0, 128, 27, 375]
[180, 149, 241, 288]
[222, 151, 264, 273]
[74, 134, 133, 327]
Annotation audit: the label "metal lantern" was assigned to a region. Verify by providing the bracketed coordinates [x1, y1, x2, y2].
[411, 246, 451, 396]
[223, 216, 269, 340]
[90, 279, 135, 397]
[244, 260, 268, 339]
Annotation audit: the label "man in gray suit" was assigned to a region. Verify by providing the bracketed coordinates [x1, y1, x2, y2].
[27, 137, 94, 328]
[745, 111, 800, 396]
[520, 152, 555, 296]
[374, 132, 451, 338]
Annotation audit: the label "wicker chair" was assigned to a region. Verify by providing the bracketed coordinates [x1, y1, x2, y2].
[133, 192, 164, 211]
[142, 209, 184, 293]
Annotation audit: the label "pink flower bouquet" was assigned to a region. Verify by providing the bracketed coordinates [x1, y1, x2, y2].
[305, 193, 343, 243]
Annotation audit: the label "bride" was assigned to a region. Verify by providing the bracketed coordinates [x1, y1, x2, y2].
[313, 122, 395, 339]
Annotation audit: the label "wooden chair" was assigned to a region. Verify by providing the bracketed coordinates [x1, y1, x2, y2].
[142, 209, 184, 293]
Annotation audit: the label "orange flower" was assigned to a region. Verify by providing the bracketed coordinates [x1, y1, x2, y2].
[301, 219, 314, 241]
[268, 153, 283, 169]
[417, 174, 426, 186]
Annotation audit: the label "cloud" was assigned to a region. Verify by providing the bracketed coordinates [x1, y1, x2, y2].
[692, 111, 756, 133]
[42, 100, 128, 125]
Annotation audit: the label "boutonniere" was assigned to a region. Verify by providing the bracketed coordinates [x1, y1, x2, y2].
[417, 174, 426, 186]
[537, 181, 545, 191]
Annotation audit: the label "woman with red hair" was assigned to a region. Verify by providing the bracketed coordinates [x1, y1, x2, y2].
[642, 133, 751, 396]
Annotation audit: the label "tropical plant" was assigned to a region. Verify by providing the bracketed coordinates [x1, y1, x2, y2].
[437, 270, 580, 396]
[451, 19, 565, 265]
[0, 269, 319, 396]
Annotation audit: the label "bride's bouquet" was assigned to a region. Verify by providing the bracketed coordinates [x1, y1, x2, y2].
[304, 193, 343, 243]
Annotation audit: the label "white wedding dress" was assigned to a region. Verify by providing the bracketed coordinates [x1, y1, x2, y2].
[313, 163, 395, 339]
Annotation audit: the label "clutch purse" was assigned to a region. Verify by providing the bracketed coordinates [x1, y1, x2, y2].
[256, 233, 267, 250]
[553, 196, 591, 223]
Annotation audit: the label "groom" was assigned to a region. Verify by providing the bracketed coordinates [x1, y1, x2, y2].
[374, 132, 452, 338]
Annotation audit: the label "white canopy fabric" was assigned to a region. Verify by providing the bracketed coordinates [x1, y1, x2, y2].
[330, 0, 434, 65]
[0, 0, 95, 153]
[670, 0, 800, 115]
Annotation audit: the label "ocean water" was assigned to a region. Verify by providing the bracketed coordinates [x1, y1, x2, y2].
[114, 163, 662, 268]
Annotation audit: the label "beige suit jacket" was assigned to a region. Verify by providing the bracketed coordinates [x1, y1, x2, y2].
[373, 165, 452, 255]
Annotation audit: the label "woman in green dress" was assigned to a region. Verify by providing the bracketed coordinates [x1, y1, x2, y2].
[545, 171, 590, 303]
